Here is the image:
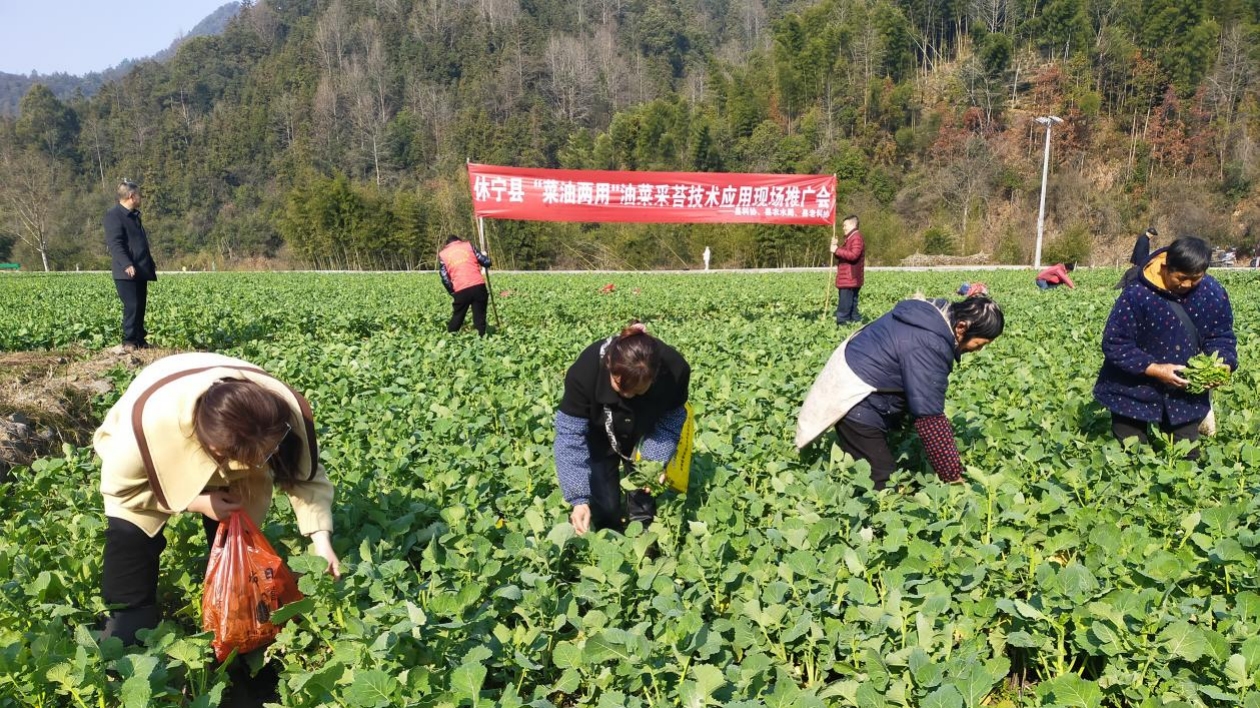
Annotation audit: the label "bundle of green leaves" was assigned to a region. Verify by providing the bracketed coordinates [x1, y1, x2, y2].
[1184, 352, 1232, 394]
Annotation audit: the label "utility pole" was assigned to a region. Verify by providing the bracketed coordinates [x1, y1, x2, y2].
[1033, 115, 1063, 269]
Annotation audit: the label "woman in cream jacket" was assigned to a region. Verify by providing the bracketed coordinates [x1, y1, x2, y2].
[94, 352, 340, 644]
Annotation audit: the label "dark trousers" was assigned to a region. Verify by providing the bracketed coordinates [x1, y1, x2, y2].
[101, 515, 220, 644]
[449, 284, 489, 336]
[835, 418, 894, 490]
[1111, 413, 1201, 458]
[835, 287, 861, 324]
[589, 456, 656, 533]
[114, 278, 149, 345]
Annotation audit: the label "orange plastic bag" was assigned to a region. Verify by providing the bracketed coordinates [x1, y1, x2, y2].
[201, 510, 303, 661]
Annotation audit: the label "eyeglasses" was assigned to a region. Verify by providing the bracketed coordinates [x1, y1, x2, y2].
[263, 422, 292, 466]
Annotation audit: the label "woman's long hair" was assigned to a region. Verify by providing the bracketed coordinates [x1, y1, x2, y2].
[193, 379, 303, 486]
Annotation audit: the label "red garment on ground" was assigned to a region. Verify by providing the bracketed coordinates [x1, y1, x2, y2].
[834, 229, 865, 288]
[1037, 264, 1075, 288]
[439, 241, 487, 293]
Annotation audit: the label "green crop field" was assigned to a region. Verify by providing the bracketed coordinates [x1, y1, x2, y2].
[2, 269, 1260, 707]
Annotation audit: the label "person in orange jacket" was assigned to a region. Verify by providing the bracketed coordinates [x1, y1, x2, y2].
[438, 236, 493, 336]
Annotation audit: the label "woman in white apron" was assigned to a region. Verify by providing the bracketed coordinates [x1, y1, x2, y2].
[796, 296, 1004, 489]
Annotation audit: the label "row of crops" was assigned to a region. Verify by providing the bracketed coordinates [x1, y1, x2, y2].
[2, 269, 1260, 707]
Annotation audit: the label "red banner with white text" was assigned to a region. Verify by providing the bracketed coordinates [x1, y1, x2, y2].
[467, 163, 836, 225]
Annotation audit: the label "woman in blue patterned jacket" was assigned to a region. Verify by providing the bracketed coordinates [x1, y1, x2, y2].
[1094, 237, 1238, 454]
[553, 324, 690, 535]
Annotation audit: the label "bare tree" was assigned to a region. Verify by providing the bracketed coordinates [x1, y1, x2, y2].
[930, 135, 995, 240]
[957, 52, 1004, 127]
[477, 0, 519, 31]
[78, 109, 112, 188]
[841, 2, 885, 124]
[314, 0, 349, 74]
[1206, 25, 1257, 178]
[407, 80, 454, 166]
[545, 34, 598, 124]
[0, 144, 65, 271]
[969, 0, 1013, 34]
[593, 23, 632, 111]
[741, 0, 766, 48]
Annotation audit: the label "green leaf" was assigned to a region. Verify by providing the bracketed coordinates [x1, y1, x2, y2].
[1158, 621, 1208, 662]
[920, 685, 963, 708]
[269, 596, 315, 624]
[344, 669, 399, 707]
[120, 673, 152, 708]
[548, 638, 580, 669]
[680, 663, 726, 707]
[450, 660, 486, 704]
[189, 684, 225, 708]
[948, 661, 998, 706]
[1035, 674, 1103, 708]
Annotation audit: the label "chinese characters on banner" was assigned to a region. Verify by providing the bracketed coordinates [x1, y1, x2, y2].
[467, 163, 836, 225]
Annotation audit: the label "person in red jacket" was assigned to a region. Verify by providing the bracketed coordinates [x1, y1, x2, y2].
[831, 214, 865, 324]
[438, 236, 493, 336]
[1036, 262, 1076, 290]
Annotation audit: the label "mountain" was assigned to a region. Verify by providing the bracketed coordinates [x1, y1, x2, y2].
[1, 0, 1259, 272]
[0, 2, 241, 116]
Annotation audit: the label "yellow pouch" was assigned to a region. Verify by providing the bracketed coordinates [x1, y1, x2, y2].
[634, 403, 695, 493]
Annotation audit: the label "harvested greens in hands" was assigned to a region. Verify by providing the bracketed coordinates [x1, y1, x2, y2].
[1184, 352, 1231, 393]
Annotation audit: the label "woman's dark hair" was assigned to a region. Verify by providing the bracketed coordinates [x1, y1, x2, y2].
[604, 325, 660, 394]
[194, 379, 302, 485]
[1167, 237, 1212, 274]
[1065, 262, 1077, 272]
[445, 235, 460, 244]
[948, 296, 1005, 342]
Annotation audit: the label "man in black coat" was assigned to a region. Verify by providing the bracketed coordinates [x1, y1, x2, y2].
[1118, 227, 1157, 289]
[104, 180, 157, 349]
[1130, 226, 1157, 266]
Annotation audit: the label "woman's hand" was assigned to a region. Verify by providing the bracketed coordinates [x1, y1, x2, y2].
[1145, 363, 1188, 388]
[186, 490, 241, 520]
[570, 504, 592, 535]
[309, 530, 341, 579]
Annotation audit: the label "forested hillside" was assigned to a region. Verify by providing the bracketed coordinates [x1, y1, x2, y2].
[1, 0, 1258, 271]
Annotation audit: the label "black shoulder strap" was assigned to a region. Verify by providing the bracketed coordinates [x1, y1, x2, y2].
[1166, 300, 1202, 354]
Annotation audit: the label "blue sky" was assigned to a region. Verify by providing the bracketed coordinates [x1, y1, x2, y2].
[0, 1, 236, 75]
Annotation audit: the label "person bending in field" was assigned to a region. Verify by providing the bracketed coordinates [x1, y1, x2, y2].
[818, 296, 1004, 490]
[554, 324, 691, 534]
[94, 353, 342, 646]
[1035, 262, 1076, 290]
[1094, 237, 1237, 454]
[438, 235, 492, 336]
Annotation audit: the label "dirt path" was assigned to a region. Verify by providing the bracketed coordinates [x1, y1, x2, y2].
[0, 347, 172, 480]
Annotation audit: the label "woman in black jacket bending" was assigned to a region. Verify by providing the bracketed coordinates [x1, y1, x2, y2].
[553, 324, 691, 534]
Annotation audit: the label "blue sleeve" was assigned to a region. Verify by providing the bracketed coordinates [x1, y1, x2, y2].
[639, 405, 686, 462]
[439, 261, 453, 293]
[475, 248, 492, 268]
[554, 411, 592, 506]
[1203, 281, 1238, 371]
[1101, 291, 1156, 376]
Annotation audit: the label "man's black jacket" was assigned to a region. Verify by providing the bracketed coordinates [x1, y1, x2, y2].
[104, 204, 156, 281]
